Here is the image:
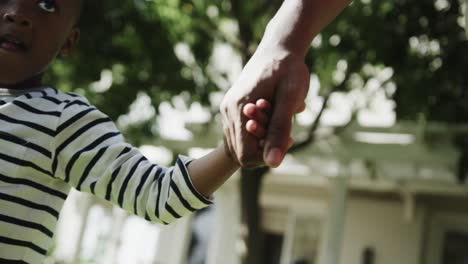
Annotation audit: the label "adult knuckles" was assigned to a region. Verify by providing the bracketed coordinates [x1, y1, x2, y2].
[266, 123, 289, 150]
[238, 152, 264, 168]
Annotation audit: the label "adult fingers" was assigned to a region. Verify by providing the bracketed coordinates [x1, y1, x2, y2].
[264, 64, 310, 168]
[222, 113, 238, 164]
[295, 101, 307, 113]
[263, 87, 295, 167]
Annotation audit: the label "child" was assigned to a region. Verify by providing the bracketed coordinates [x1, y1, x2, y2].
[0, 0, 270, 262]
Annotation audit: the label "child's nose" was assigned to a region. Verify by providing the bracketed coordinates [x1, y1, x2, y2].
[2, 13, 32, 28]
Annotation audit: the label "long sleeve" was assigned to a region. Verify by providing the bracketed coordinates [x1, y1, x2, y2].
[52, 98, 212, 224]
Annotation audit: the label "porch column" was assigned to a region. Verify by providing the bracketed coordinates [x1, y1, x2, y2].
[465, 0, 468, 38]
[317, 175, 348, 264]
[206, 174, 242, 264]
[154, 215, 193, 264]
[53, 190, 94, 263]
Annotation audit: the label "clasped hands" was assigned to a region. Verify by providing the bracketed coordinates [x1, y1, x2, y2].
[221, 48, 310, 168]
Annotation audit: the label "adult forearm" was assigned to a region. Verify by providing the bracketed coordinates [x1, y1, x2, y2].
[259, 0, 351, 57]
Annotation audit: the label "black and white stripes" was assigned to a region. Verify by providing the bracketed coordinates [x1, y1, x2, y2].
[0, 87, 211, 263]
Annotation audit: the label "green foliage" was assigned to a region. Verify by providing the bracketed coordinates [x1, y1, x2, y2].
[43, 0, 280, 144]
[309, 0, 468, 123]
[43, 0, 467, 145]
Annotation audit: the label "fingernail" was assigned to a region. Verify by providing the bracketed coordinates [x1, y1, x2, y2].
[266, 148, 283, 168]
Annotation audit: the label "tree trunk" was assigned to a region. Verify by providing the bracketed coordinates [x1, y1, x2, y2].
[240, 166, 269, 264]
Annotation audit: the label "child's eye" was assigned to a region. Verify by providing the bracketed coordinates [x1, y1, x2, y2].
[37, 0, 57, 13]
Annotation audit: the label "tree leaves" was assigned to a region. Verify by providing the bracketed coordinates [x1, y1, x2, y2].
[44, 0, 468, 146]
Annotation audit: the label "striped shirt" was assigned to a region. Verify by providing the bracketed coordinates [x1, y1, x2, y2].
[0, 87, 212, 263]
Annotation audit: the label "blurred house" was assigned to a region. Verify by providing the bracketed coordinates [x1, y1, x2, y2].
[48, 106, 468, 264]
[49, 3, 468, 263]
[152, 122, 468, 264]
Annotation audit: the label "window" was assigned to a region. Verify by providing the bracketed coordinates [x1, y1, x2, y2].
[442, 231, 468, 264]
[426, 212, 468, 264]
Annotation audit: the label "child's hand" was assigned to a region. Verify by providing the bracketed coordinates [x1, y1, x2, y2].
[243, 99, 271, 140]
[243, 99, 294, 150]
[223, 98, 293, 167]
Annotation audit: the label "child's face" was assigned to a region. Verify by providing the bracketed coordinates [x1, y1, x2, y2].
[0, 0, 81, 88]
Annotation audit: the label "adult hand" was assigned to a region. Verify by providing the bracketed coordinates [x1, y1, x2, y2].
[220, 48, 310, 168]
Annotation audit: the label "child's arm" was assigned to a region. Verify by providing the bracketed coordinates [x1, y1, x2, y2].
[186, 145, 238, 198]
[54, 97, 269, 224]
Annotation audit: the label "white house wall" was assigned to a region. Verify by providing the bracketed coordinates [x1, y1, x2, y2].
[207, 174, 242, 264]
[339, 197, 424, 264]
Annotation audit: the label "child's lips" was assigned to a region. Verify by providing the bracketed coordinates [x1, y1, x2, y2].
[0, 37, 27, 53]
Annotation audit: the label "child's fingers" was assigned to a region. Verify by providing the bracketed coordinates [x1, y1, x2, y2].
[243, 103, 257, 118]
[243, 103, 270, 126]
[246, 120, 267, 139]
[256, 99, 272, 113]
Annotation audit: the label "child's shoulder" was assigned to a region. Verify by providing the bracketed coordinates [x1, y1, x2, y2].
[46, 87, 89, 102]
[34, 87, 92, 108]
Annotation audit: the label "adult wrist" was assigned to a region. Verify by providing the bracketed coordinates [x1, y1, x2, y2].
[253, 41, 306, 71]
[257, 0, 316, 58]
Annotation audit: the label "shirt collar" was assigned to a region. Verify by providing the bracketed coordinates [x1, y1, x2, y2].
[0, 87, 47, 97]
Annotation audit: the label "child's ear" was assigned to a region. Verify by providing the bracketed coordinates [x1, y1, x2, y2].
[60, 28, 80, 56]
